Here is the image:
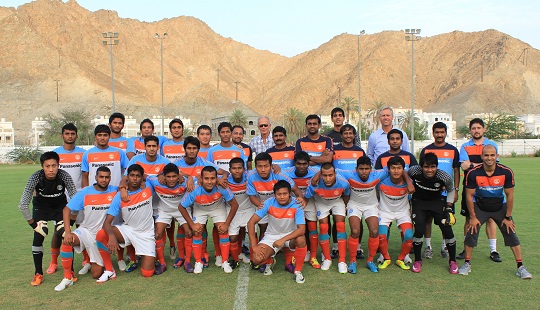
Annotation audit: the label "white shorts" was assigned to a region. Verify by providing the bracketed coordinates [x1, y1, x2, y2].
[315, 200, 346, 220]
[75, 211, 85, 225]
[378, 210, 412, 227]
[116, 225, 156, 257]
[347, 202, 379, 220]
[304, 199, 317, 222]
[192, 207, 227, 225]
[229, 209, 255, 235]
[259, 232, 293, 255]
[155, 208, 190, 227]
[73, 227, 103, 266]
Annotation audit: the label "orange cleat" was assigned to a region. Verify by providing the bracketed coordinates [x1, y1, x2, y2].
[309, 257, 321, 269]
[46, 263, 58, 274]
[31, 274, 44, 286]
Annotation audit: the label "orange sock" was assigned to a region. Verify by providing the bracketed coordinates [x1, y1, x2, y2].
[156, 238, 166, 265]
[307, 221, 318, 259]
[367, 236, 379, 263]
[96, 229, 113, 271]
[141, 268, 154, 278]
[51, 247, 60, 264]
[294, 246, 307, 272]
[176, 226, 185, 260]
[378, 234, 390, 260]
[213, 227, 221, 257]
[319, 223, 331, 260]
[193, 236, 203, 263]
[219, 233, 230, 262]
[398, 223, 413, 261]
[117, 247, 124, 261]
[336, 222, 346, 263]
[60, 244, 74, 279]
[283, 247, 294, 265]
[184, 237, 193, 263]
[231, 239, 240, 261]
[81, 249, 90, 264]
[348, 236, 359, 263]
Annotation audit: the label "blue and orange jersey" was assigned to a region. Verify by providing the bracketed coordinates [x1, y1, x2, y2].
[67, 185, 118, 234]
[227, 172, 254, 212]
[81, 146, 129, 187]
[109, 137, 129, 152]
[109, 185, 155, 232]
[420, 143, 460, 177]
[255, 197, 305, 235]
[207, 144, 247, 171]
[459, 138, 498, 166]
[180, 185, 234, 211]
[247, 171, 295, 203]
[127, 136, 168, 155]
[337, 168, 388, 206]
[466, 164, 514, 202]
[161, 140, 185, 162]
[174, 156, 219, 177]
[53, 145, 86, 191]
[146, 177, 187, 213]
[374, 150, 418, 170]
[126, 153, 170, 177]
[282, 166, 319, 195]
[305, 176, 350, 202]
[238, 142, 253, 163]
[267, 146, 295, 169]
[198, 147, 210, 159]
[378, 177, 409, 213]
[333, 144, 365, 170]
[295, 135, 333, 167]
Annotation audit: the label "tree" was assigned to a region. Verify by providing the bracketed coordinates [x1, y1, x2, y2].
[321, 125, 334, 135]
[357, 120, 373, 141]
[366, 100, 387, 130]
[42, 110, 93, 146]
[397, 110, 429, 141]
[339, 97, 359, 124]
[484, 113, 521, 141]
[284, 107, 306, 142]
[457, 125, 470, 138]
[228, 109, 248, 128]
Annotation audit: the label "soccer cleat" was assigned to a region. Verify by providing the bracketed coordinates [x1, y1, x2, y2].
[30, 274, 44, 286]
[264, 261, 274, 276]
[356, 248, 365, 259]
[54, 278, 74, 291]
[376, 253, 385, 264]
[222, 261, 233, 273]
[117, 260, 127, 271]
[250, 261, 260, 270]
[96, 270, 116, 283]
[238, 253, 251, 264]
[309, 257, 321, 269]
[338, 262, 348, 274]
[183, 262, 194, 273]
[449, 261, 459, 274]
[366, 261, 379, 273]
[169, 246, 177, 260]
[330, 249, 339, 259]
[423, 246, 433, 259]
[304, 251, 311, 262]
[441, 247, 449, 259]
[202, 253, 209, 268]
[412, 261, 422, 273]
[378, 260, 391, 269]
[490, 251, 502, 262]
[215, 255, 223, 267]
[347, 262, 357, 274]
[154, 263, 167, 275]
[193, 262, 204, 274]
[258, 264, 266, 273]
[46, 262, 58, 274]
[404, 254, 412, 264]
[456, 250, 465, 260]
[79, 262, 91, 275]
[458, 262, 471, 275]
[173, 258, 185, 269]
[294, 271, 305, 284]
[125, 260, 138, 273]
[516, 266, 533, 279]
[285, 263, 295, 273]
[321, 259, 332, 271]
[230, 260, 240, 270]
[396, 260, 410, 270]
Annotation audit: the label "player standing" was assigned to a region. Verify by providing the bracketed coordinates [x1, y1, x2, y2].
[161, 118, 186, 162]
[232, 125, 253, 169]
[108, 112, 129, 152]
[196, 125, 213, 158]
[266, 126, 295, 170]
[374, 129, 418, 170]
[295, 114, 333, 168]
[207, 122, 247, 171]
[126, 119, 167, 160]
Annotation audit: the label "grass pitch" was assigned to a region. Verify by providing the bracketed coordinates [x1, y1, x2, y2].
[0, 158, 538, 309]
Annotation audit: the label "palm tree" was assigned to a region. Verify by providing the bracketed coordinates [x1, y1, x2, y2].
[284, 107, 306, 142]
[366, 100, 387, 129]
[339, 97, 359, 124]
[397, 110, 428, 140]
[229, 109, 248, 128]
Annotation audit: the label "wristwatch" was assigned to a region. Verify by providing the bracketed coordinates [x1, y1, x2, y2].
[505, 216, 513, 221]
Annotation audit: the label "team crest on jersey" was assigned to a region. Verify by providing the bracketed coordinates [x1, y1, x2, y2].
[154, 167, 160, 172]
[142, 192, 148, 198]
[213, 194, 219, 199]
[284, 153, 289, 158]
[75, 155, 81, 160]
[400, 189, 405, 195]
[57, 185, 63, 191]
[196, 169, 201, 174]
[119, 143, 125, 147]
[434, 183, 441, 188]
[109, 154, 114, 159]
[232, 152, 238, 157]
[444, 152, 449, 157]
[317, 145, 323, 150]
[353, 153, 358, 158]
[287, 210, 294, 217]
[107, 195, 113, 201]
[494, 178, 501, 185]
[334, 190, 339, 195]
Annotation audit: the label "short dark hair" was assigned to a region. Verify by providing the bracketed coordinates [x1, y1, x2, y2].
[169, 118, 184, 130]
[127, 163, 144, 175]
[144, 135, 159, 146]
[469, 118, 485, 129]
[94, 124, 111, 136]
[40, 151, 60, 165]
[340, 124, 356, 135]
[294, 151, 310, 163]
[140, 118, 154, 130]
[273, 180, 291, 193]
[163, 163, 179, 175]
[387, 129, 403, 141]
[229, 157, 244, 168]
[62, 123, 77, 134]
[201, 165, 217, 177]
[331, 107, 345, 118]
[255, 152, 272, 165]
[420, 152, 438, 167]
[356, 155, 372, 167]
[197, 125, 212, 135]
[232, 125, 245, 134]
[184, 136, 200, 149]
[432, 122, 447, 132]
[272, 126, 287, 136]
[387, 155, 405, 168]
[320, 162, 335, 171]
[218, 122, 233, 133]
[96, 166, 111, 174]
[109, 112, 125, 125]
[305, 114, 321, 124]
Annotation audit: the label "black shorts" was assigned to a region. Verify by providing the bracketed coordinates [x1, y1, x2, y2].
[32, 208, 63, 223]
[460, 190, 469, 217]
[411, 198, 445, 225]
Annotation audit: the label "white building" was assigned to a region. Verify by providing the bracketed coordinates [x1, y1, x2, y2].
[31, 117, 48, 146]
[0, 118, 15, 147]
[519, 114, 540, 136]
[393, 108, 456, 140]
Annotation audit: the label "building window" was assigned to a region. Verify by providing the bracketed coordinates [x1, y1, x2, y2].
[435, 117, 438, 121]
[249, 121, 254, 125]
[250, 130, 256, 136]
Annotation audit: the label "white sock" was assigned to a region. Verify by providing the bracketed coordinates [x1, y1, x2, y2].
[424, 238, 432, 248]
[332, 243, 338, 251]
[441, 240, 446, 251]
[357, 244, 362, 251]
[488, 239, 497, 253]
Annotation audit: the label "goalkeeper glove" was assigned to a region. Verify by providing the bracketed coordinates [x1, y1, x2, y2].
[441, 207, 456, 226]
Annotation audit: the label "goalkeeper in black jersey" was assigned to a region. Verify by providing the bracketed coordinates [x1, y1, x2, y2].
[407, 152, 458, 274]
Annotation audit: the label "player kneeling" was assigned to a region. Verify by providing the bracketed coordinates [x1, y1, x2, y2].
[247, 180, 308, 283]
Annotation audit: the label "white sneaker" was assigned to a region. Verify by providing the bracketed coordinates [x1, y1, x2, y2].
[96, 270, 116, 283]
[338, 262, 348, 274]
[78, 263, 92, 275]
[222, 261, 233, 273]
[238, 253, 251, 264]
[264, 264, 273, 276]
[194, 262, 204, 274]
[321, 259, 332, 271]
[54, 278, 74, 291]
[404, 254, 412, 264]
[117, 260, 126, 271]
[304, 250, 310, 262]
[169, 246, 177, 260]
[294, 271, 305, 284]
[376, 253, 385, 264]
[215, 255, 223, 267]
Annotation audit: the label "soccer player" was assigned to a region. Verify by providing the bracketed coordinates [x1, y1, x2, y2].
[207, 122, 247, 171]
[295, 114, 333, 168]
[161, 118, 186, 162]
[126, 118, 167, 160]
[374, 129, 418, 170]
[232, 125, 253, 169]
[266, 126, 295, 169]
[247, 180, 308, 283]
[18, 151, 77, 286]
[377, 156, 414, 271]
[324, 107, 362, 147]
[95, 164, 157, 281]
[108, 112, 129, 152]
[419, 122, 460, 258]
[53, 123, 86, 192]
[458, 118, 500, 262]
[126, 136, 170, 177]
[178, 166, 240, 274]
[367, 106, 410, 163]
[54, 166, 118, 291]
[408, 153, 458, 274]
[458, 145, 532, 279]
[196, 125, 213, 158]
[305, 163, 350, 273]
[81, 124, 128, 187]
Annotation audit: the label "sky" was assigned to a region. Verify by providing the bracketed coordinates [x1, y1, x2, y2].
[4, 0, 539, 57]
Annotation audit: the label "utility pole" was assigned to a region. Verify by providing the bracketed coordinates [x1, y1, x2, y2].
[102, 32, 119, 112]
[54, 79, 60, 102]
[216, 68, 221, 90]
[155, 33, 167, 136]
[405, 28, 421, 152]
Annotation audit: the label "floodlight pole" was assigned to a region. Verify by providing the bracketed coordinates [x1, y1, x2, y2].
[102, 32, 119, 112]
[405, 29, 421, 152]
[357, 30, 365, 140]
[156, 33, 167, 135]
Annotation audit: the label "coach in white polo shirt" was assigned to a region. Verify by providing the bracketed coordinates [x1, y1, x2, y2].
[367, 106, 410, 164]
[249, 116, 275, 155]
